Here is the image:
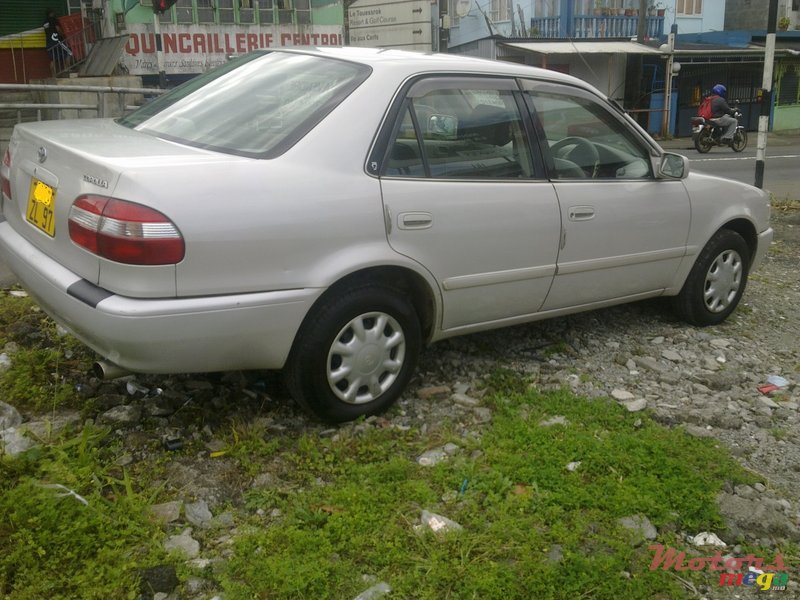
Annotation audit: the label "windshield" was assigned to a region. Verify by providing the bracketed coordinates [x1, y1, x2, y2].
[118, 51, 371, 158]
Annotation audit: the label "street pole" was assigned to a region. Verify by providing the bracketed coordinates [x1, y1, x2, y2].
[637, 0, 647, 43]
[755, 0, 778, 189]
[661, 24, 676, 138]
[153, 12, 167, 89]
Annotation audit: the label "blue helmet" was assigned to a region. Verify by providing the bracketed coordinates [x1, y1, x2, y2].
[712, 84, 727, 97]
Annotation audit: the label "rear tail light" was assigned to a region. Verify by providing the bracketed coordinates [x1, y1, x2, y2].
[1, 149, 11, 201]
[68, 195, 185, 265]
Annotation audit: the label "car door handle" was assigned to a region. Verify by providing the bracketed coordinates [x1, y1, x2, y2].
[398, 212, 433, 230]
[568, 206, 595, 221]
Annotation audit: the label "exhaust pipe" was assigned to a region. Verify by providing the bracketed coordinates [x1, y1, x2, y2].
[93, 360, 131, 380]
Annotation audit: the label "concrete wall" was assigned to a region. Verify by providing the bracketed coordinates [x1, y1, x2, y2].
[725, 0, 798, 31]
[774, 105, 800, 129]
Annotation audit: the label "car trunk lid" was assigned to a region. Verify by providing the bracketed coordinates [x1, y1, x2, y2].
[4, 119, 227, 297]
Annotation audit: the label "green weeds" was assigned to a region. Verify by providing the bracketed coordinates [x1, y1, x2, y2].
[219, 385, 757, 599]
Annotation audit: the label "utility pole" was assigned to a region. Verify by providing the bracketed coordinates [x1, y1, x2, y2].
[153, 12, 167, 88]
[755, 0, 778, 189]
[637, 0, 647, 43]
[661, 24, 676, 138]
[629, 0, 648, 128]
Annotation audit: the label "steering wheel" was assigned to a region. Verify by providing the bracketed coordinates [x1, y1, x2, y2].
[550, 136, 600, 178]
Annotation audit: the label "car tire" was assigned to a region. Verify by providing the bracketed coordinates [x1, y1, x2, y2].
[673, 229, 750, 326]
[286, 284, 421, 422]
[694, 129, 713, 153]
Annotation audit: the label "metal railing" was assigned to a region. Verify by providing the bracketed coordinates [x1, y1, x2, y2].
[53, 18, 104, 77]
[530, 14, 664, 39]
[0, 83, 166, 124]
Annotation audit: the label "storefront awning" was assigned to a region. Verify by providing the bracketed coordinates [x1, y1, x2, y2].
[501, 41, 663, 55]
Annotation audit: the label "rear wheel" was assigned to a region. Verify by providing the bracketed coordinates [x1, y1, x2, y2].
[731, 128, 747, 152]
[673, 229, 750, 326]
[286, 284, 421, 422]
[694, 128, 713, 153]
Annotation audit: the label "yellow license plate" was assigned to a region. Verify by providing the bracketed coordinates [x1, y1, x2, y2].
[26, 179, 56, 237]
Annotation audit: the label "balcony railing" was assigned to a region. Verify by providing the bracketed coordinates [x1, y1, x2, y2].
[530, 14, 664, 39]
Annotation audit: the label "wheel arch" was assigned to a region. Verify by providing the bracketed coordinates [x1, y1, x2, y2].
[291, 265, 439, 353]
[721, 218, 758, 266]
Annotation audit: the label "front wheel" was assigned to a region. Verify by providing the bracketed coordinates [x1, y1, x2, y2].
[285, 284, 421, 422]
[672, 229, 750, 326]
[694, 128, 713, 153]
[731, 128, 747, 152]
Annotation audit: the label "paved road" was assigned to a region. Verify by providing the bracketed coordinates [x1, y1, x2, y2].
[660, 132, 800, 201]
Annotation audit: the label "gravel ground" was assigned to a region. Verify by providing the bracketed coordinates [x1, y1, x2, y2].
[2, 207, 798, 599]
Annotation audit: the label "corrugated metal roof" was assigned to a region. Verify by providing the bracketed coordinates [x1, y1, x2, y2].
[501, 41, 663, 55]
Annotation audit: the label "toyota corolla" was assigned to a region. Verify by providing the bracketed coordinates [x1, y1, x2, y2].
[0, 48, 772, 421]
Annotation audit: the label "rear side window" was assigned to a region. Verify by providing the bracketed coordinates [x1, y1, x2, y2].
[118, 52, 370, 158]
[382, 78, 538, 179]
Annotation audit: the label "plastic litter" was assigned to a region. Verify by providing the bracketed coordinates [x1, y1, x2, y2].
[126, 381, 149, 396]
[40, 483, 89, 506]
[163, 438, 183, 451]
[758, 384, 780, 395]
[766, 375, 790, 388]
[689, 531, 727, 548]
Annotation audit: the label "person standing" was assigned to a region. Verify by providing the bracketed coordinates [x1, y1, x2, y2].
[43, 8, 72, 76]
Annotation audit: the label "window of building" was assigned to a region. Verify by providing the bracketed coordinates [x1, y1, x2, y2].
[677, 0, 702, 15]
[176, 0, 194, 24]
[778, 64, 799, 106]
[491, 0, 510, 23]
[197, 0, 215, 23]
[259, 0, 275, 24]
[217, 0, 235, 23]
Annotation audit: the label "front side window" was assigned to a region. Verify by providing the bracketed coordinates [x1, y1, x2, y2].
[384, 80, 536, 179]
[526, 87, 651, 180]
[118, 52, 370, 158]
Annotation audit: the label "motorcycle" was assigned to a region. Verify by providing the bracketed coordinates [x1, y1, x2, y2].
[691, 106, 747, 153]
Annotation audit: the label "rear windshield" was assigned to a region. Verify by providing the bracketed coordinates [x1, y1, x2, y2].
[118, 51, 371, 158]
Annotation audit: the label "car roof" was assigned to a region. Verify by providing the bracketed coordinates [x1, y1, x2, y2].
[270, 46, 604, 98]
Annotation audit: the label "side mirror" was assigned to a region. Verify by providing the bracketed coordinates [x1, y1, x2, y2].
[656, 152, 689, 179]
[428, 114, 458, 139]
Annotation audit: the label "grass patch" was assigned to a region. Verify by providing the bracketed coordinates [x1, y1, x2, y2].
[220, 387, 755, 599]
[0, 291, 92, 413]
[0, 425, 172, 599]
[770, 196, 800, 211]
[0, 291, 785, 598]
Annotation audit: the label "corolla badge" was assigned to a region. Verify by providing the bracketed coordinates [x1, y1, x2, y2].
[83, 174, 109, 188]
[37, 146, 47, 163]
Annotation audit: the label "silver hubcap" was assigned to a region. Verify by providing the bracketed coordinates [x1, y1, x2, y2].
[327, 311, 406, 405]
[703, 248, 742, 313]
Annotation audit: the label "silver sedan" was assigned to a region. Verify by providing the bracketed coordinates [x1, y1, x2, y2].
[0, 48, 773, 421]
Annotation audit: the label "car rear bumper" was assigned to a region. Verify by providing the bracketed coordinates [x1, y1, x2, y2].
[0, 220, 320, 373]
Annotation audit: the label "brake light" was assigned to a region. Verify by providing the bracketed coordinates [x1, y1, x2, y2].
[1, 149, 11, 200]
[68, 195, 185, 265]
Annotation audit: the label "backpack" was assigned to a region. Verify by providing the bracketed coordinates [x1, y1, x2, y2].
[697, 95, 717, 120]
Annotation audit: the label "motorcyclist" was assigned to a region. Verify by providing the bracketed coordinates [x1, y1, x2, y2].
[709, 84, 737, 145]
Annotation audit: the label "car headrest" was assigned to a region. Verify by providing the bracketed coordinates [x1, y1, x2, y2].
[458, 104, 512, 147]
